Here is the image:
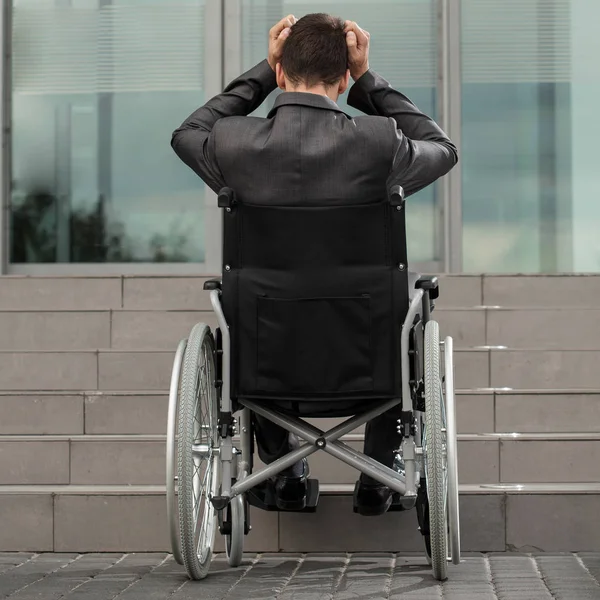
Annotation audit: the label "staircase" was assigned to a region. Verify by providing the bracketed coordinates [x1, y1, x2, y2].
[1, 274, 599, 553]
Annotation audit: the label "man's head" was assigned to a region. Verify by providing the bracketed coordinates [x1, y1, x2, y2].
[276, 13, 350, 99]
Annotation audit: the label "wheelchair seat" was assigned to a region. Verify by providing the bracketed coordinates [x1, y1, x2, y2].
[205, 272, 439, 299]
[204, 257, 439, 417]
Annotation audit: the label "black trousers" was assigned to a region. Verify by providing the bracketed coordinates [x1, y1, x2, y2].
[253, 403, 404, 483]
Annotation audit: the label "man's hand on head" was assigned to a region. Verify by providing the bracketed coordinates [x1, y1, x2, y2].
[345, 20, 370, 81]
[268, 14, 296, 71]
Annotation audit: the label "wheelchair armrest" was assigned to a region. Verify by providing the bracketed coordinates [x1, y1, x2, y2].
[203, 278, 222, 291]
[416, 275, 439, 300]
[218, 187, 236, 209]
[389, 185, 405, 207]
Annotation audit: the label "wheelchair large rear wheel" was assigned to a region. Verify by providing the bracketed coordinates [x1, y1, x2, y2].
[178, 323, 220, 580]
[424, 320, 448, 581]
[166, 338, 187, 565]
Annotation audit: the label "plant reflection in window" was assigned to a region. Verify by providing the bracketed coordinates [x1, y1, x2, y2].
[10, 189, 192, 263]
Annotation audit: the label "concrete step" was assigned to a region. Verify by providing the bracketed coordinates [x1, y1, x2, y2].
[1, 483, 599, 553]
[0, 276, 214, 311]
[436, 306, 600, 350]
[0, 277, 598, 362]
[2, 433, 599, 487]
[0, 350, 177, 391]
[5, 347, 600, 391]
[437, 274, 600, 309]
[2, 275, 600, 311]
[1, 389, 599, 436]
[2, 306, 600, 352]
[480, 275, 600, 309]
[0, 310, 218, 352]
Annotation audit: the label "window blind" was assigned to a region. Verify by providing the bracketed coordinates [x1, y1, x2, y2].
[12, 3, 205, 94]
[243, 1, 437, 88]
[462, 0, 571, 84]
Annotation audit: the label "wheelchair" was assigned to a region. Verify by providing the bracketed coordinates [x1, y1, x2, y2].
[166, 185, 461, 582]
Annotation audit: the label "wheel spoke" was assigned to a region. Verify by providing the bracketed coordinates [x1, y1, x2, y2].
[193, 461, 212, 521]
[193, 340, 217, 562]
[192, 462, 204, 521]
[193, 467, 213, 555]
[201, 461, 211, 489]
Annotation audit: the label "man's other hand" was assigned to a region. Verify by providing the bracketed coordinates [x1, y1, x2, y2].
[268, 15, 296, 71]
[345, 20, 370, 81]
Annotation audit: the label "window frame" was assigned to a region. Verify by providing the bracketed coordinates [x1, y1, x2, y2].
[0, 0, 466, 274]
[2, 0, 224, 275]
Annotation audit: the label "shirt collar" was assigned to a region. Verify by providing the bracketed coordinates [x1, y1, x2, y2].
[267, 92, 350, 118]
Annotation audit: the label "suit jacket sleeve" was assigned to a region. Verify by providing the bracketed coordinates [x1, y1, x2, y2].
[347, 70, 458, 197]
[171, 60, 278, 193]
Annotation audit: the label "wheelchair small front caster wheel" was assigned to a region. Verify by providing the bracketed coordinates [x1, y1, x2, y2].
[226, 494, 245, 567]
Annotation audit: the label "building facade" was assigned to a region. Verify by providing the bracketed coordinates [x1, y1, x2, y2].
[3, 0, 600, 277]
[2, 0, 600, 554]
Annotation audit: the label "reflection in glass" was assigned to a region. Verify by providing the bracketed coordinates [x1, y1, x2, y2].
[11, 0, 208, 263]
[461, 0, 600, 273]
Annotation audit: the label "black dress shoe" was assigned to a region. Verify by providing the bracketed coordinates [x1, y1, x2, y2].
[273, 459, 309, 510]
[354, 481, 394, 516]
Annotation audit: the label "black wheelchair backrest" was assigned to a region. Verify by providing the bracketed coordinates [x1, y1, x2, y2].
[220, 186, 410, 403]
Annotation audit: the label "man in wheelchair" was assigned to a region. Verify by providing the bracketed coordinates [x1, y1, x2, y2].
[170, 12, 459, 581]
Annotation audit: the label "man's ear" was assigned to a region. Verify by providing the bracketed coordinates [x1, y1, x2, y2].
[276, 63, 287, 90]
[338, 69, 351, 95]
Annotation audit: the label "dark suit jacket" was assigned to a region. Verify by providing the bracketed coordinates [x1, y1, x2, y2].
[171, 60, 457, 205]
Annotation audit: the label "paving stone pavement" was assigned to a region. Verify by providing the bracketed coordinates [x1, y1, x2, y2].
[0, 553, 599, 599]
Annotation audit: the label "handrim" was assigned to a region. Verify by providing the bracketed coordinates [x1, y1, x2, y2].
[166, 338, 187, 565]
[444, 336, 461, 565]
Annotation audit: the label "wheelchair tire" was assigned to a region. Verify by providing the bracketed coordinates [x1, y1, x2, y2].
[444, 336, 461, 566]
[226, 493, 245, 567]
[166, 338, 187, 566]
[178, 323, 220, 580]
[424, 320, 448, 581]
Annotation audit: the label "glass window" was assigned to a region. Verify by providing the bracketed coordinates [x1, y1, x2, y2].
[240, 0, 441, 266]
[461, 0, 600, 273]
[10, 0, 211, 264]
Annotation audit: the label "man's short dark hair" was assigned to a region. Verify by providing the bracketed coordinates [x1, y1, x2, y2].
[280, 13, 348, 88]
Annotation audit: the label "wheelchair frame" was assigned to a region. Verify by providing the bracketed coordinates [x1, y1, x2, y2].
[213, 286, 425, 502]
[167, 282, 461, 583]
[166, 185, 460, 582]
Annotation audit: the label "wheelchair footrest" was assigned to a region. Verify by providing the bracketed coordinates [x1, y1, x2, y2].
[351, 481, 413, 514]
[246, 478, 320, 513]
[390, 493, 416, 511]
